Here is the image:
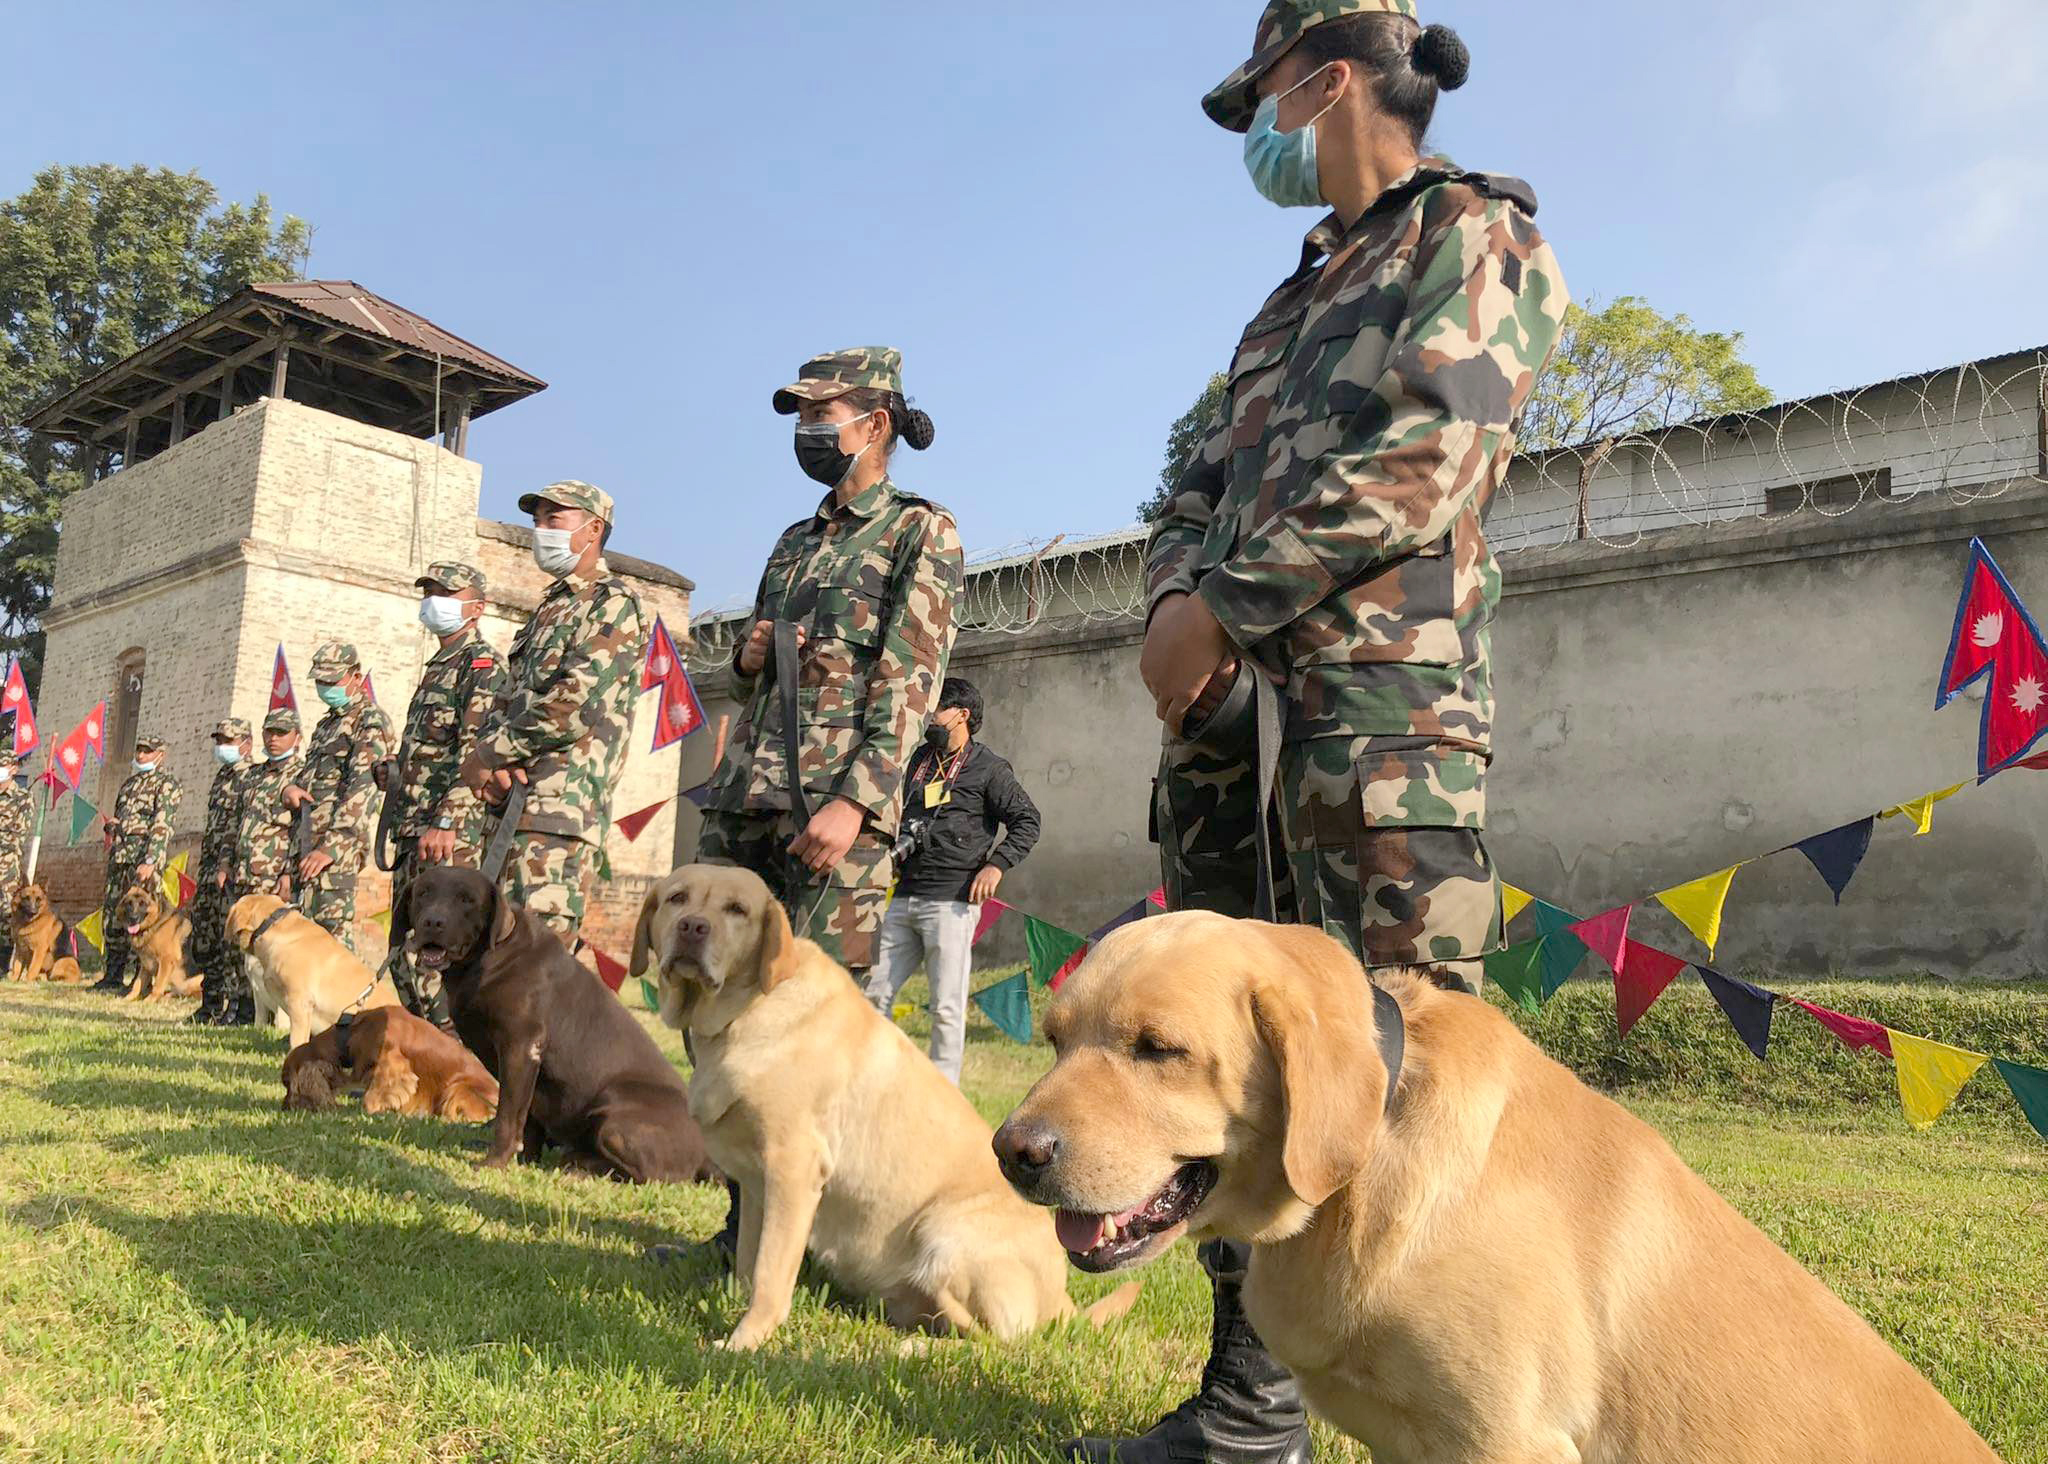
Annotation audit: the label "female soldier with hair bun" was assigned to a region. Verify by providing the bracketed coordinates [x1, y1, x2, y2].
[691, 347, 964, 1262]
[1090, 3, 1571, 1462]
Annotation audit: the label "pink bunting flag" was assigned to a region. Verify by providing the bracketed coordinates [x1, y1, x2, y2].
[1147, 887, 1167, 909]
[1568, 906, 1633, 978]
[1790, 998, 1894, 1057]
[1051, 943, 1090, 991]
[973, 899, 1010, 945]
[1614, 940, 1688, 1037]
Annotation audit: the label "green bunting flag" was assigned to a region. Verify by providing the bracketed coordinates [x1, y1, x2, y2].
[972, 972, 1034, 1046]
[1484, 938, 1548, 1015]
[1527, 899, 1589, 996]
[1994, 1059, 2048, 1141]
[640, 978, 660, 1013]
[1025, 916, 1088, 989]
[68, 795, 98, 845]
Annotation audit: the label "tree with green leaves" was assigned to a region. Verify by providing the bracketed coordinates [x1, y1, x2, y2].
[1137, 371, 1226, 523]
[1517, 295, 1770, 452]
[0, 165, 310, 688]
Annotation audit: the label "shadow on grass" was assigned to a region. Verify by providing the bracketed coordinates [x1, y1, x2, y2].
[17, 1194, 1082, 1459]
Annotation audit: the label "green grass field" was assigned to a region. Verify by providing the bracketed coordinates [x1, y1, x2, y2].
[0, 976, 2041, 1463]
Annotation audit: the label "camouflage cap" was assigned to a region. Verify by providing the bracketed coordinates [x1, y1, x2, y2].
[772, 348, 905, 415]
[1203, 0, 1419, 132]
[309, 640, 360, 680]
[416, 560, 486, 595]
[135, 734, 166, 754]
[0, 751, 18, 771]
[516, 479, 615, 526]
[263, 707, 301, 734]
[213, 718, 253, 742]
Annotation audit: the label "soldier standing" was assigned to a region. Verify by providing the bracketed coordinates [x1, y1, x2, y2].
[691, 347, 962, 1264]
[458, 482, 643, 945]
[381, 562, 504, 1025]
[1082, 5, 1571, 1462]
[187, 718, 254, 1025]
[90, 735, 182, 994]
[0, 752, 30, 973]
[286, 642, 393, 955]
[222, 709, 307, 1024]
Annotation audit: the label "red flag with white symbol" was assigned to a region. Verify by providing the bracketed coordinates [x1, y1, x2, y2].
[47, 717, 92, 794]
[269, 645, 297, 713]
[1937, 538, 2048, 777]
[2, 659, 36, 759]
[641, 616, 683, 691]
[81, 700, 106, 763]
[642, 617, 704, 752]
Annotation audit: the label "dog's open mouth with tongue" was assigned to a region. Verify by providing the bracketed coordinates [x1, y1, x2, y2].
[1055, 1160, 1217, 1273]
[414, 941, 451, 973]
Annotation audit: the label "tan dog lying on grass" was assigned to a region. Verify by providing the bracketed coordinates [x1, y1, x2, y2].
[111, 883, 198, 1002]
[635, 863, 1138, 1353]
[227, 893, 401, 1048]
[282, 1005, 499, 1121]
[8, 885, 82, 983]
[995, 913, 2004, 1464]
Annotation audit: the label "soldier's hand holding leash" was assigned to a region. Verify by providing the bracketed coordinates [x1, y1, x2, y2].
[299, 848, 334, 882]
[1142, 591, 1238, 733]
[480, 766, 528, 806]
[789, 796, 863, 874]
[737, 619, 805, 677]
[419, 828, 458, 864]
[282, 785, 312, 811]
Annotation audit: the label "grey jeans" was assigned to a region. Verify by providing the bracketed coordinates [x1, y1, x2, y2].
[863, 895, 978, 1084]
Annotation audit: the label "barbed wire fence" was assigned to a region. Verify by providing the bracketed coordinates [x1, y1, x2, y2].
[687, 351, 2047, 676]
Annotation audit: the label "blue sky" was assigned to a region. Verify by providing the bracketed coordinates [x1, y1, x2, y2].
[9, 1, 2045, 608]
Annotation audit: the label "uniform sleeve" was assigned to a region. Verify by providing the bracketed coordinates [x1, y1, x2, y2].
[836, 512, 964, 820]
[144, 779, 179, 868]
[985, 759, 1041, 871]
[432, 654, 509, 830]
[1145, 403, 1231, 617]
[472, 585, 645, 771]
[1196, 195, 1568, 646]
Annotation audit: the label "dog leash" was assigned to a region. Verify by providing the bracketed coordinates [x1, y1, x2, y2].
[773, 620, 814, 828]
[480, 781, 528, 883]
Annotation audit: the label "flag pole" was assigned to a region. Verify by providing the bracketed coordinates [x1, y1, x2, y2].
[24, 778, 47, 884]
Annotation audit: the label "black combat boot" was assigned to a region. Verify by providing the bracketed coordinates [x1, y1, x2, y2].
[1063, 1241, 1311, 1464]
[219, 990, 255, 1027]
[183, 985, 222, 1025]
[90, 951, 129, 995]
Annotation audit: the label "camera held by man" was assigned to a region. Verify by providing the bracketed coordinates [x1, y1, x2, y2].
[865, 678, 1040, 1085]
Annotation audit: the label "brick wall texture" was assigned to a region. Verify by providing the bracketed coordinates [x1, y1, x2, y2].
[35, 397, 691, 970]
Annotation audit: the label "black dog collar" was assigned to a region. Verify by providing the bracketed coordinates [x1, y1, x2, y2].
[250, 905, 294, 945]
[1371, 982, 1406, 1118]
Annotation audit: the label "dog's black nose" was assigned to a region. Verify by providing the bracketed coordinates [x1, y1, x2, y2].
[993, 1120, 1059, 1179]
[676, 915, 711, 945]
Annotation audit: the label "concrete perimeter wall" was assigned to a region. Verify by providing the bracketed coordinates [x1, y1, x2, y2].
[697, 485, 2048, 980]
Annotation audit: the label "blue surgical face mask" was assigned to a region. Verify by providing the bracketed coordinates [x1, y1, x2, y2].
[132, 759, 155, 774]
[419, 595, 468, 636]
[214, 744, 244, 766]
[317, 683, 351, 710]
[1243, 65, 1342, 209]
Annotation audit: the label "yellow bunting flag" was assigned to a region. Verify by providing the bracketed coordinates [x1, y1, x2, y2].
[1653, 866, 1742, 956]
[168, 850, 190, 876]
[1501, 883, 1533, 928]
[161, 868, 180, 904]
[1889, 1030, 1989, 1130]
[371, 909, 393, 933]
[76, 909, 104, 953]
[1882, 783, 1966, 837]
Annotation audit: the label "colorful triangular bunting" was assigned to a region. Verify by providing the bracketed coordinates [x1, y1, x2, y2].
[370, 909, 393, 933]
[1024, 916, 1088, 988]
[1087, 898, 1154, 945]
[1051, 943, 1091, 991]
[972, 971, 1033, 1045]
[590, 946, 628, 993]
[1790, 998, 1893, 1057]
[1147, 887, 1167, 909]
[1652, 867, 1740, 956]
[1484, 938, 1547, 1015]
[972, 898, 1010, 946]
[1793, 818, 1875, 904]
[1881, 784, 1963, 837]
[615, 799, 671, 842]
[680, 782, 714, 809]
[641, 978, 660, 1012]
[76, 909, 104, 953]
[1889, 1030, 1988, 1130]
[1501, 883, 1533, 928]
[1568, 906, 1633, 978]
[1696, 966, 1775, 1060]
[1992, 1059, 2048, 1140]
[1527, 899, 1589, 996]
[67, 795, 98, 845]
[1614, 940, 1688, 1037]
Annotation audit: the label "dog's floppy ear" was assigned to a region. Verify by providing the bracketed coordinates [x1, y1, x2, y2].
[487, 878, 518, 947]
[755, 895, 799, 993]
[1250, 924, 1387, 1208]
[629, 881, 663, 979]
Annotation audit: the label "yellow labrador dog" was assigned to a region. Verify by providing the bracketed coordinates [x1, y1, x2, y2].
[634, 864, 1136, 1353]
[995, 913, 2004, 1464]
[227, 894, 402, 1049]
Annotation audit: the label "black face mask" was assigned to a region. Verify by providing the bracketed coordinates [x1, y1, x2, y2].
[923, 721, 953, 754]
[794, 419, 871, 487]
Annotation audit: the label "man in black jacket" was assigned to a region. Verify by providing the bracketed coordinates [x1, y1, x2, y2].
[864, 677, 1040, 1083]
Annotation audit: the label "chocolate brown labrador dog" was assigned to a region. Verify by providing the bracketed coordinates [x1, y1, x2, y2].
[393, 865, 718, 1183]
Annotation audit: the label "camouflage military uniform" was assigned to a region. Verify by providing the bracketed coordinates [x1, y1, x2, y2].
[234, 716, 306, 904]
[190, 720, 254, 1014]
[703, 348, 964, 974]
[463, 483, 644, 944]
[298, 643, 395, 954]
[1150, 154, 1568, 984]
[385, 562, 505, 1018]
[101, 744, 181, 989]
